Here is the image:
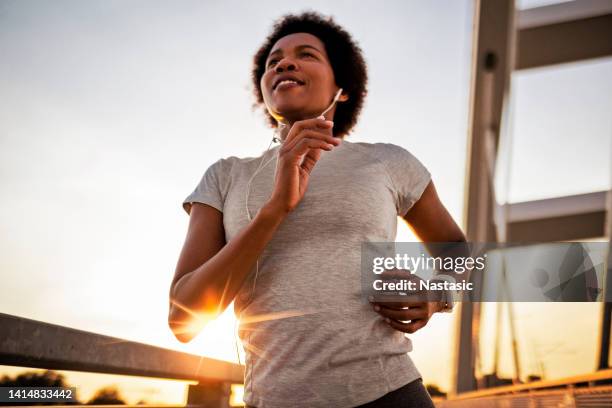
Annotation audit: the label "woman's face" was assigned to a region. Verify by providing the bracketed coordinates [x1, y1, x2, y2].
[261, 32, 341, 124]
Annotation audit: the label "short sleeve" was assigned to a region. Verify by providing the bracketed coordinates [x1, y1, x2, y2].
[182, 158, 228, 215]
[379, 143, 432, 216]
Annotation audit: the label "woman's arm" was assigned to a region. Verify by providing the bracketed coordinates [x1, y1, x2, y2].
[168, 117, 339, 344]
[371, 180, 467, 333]
[168, 201, 286, 343]
[402, 180, 465, 243]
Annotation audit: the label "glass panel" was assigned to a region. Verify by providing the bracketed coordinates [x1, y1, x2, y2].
[501, 58, 612, 203]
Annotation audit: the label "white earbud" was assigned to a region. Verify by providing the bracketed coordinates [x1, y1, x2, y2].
[319, 88, 344, 119]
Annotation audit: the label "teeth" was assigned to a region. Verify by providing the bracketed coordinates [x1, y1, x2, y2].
[277, 80, 299, 88]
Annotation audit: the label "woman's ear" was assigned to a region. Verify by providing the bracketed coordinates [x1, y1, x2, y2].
[339, 91, 349, 102]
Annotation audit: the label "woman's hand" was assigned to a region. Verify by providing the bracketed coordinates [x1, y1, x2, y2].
[371, 299, 442, 334]
[267, 117, 340, 215]
[369, 269, 443, 334]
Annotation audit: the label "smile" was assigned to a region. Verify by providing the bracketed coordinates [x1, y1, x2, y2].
[273, 75, 306, 90]
[275, 80, 303, 91]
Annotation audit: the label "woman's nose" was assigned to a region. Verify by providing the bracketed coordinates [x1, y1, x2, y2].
[274, 57, 297, 73]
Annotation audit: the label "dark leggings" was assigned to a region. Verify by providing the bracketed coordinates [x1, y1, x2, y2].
[354, 377, 435, 408]
[245, 378, 435, 408]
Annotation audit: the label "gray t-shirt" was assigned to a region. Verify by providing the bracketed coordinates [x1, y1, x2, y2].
[183, 140, 432, 408]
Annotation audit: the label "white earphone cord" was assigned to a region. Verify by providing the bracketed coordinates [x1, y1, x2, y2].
[234, 136, 278, 368]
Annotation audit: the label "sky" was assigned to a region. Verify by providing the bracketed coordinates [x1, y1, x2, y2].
[0, 0, 610, 403]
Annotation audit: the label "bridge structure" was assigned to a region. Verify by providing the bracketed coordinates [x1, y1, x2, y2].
[445, 0, 612, 406]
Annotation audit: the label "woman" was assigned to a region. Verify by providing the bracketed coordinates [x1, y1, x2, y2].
[169, 12, 466, 408]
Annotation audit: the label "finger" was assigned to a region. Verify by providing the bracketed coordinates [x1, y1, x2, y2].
[280, 129, 337, 155]
[386, 318, 428, 334]
[373, 300, 428, 309]
[282, 129, 339, 153]
[300, 147, 323, 174]
[371, 300, 411, 310]
[371, 291, 440, 305]
[377, 270, 423, 286]
[374, 305, 423, 322]
[370, 269, 431, 304]
[282, 138, 333, 166]
[285, 118, 334, 145]
[288, 117, 334, 135]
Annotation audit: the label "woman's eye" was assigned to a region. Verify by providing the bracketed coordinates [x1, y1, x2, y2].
[267, 60, 278, 67]
[301, 52, 315, 58]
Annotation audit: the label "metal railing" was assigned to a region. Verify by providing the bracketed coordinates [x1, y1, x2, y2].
[4, 312, 612, 407]
[437, 369, 612, 407]
[0, 313, 244, 407]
